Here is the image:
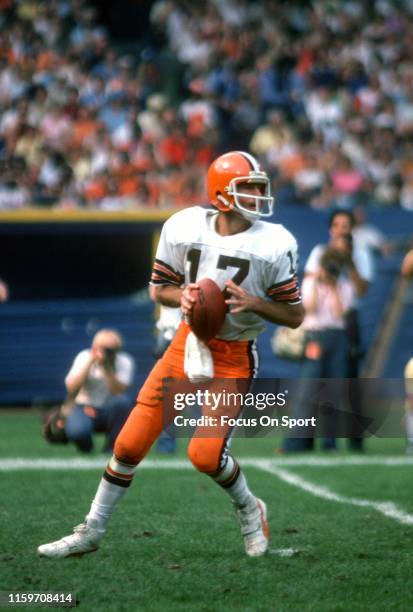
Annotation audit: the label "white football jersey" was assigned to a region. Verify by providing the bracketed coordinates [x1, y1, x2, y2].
[151, 206, 301, 341]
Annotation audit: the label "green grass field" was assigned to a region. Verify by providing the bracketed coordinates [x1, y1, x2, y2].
[1, 409, 413, 612]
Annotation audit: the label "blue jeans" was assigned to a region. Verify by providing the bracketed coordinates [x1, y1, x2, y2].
[300, 329, 349, 379]
[65, 395, 132, 453]
[283, 329, 349, 452]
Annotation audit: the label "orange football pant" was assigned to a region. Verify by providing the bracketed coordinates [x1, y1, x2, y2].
[114, 322, 255, 473]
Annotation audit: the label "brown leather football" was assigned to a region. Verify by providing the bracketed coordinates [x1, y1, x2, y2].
[189, 278, 226, 342]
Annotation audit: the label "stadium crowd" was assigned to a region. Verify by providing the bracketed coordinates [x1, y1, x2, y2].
[1, 0, 413, 211]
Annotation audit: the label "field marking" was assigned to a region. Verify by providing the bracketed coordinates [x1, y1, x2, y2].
[258, 462, 413, 526]
[269, 548, 301, 557]
[2, 455, 413, 526]
[0, 458, 191, 471]
[1, 455, 413, 471]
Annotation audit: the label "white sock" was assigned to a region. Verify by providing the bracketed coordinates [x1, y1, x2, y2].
[86, 455, 137, 531]
[212, 455, 254, 508]
[406, 410, 413, 442]
[86, 478, 128, 531]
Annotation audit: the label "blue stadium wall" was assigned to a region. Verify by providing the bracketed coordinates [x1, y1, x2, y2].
[0, 210, 168, 405]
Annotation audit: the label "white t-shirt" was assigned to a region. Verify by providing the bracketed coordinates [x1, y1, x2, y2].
[65, 349, 135, 408]
[301, 276, 355, 331]
[352, 224, 386, 253]
[151, 206, 301, 341]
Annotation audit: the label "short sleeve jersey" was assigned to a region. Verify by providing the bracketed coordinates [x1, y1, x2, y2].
[151, 206, 301, 341]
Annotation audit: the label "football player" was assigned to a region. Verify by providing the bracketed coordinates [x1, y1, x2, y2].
[401, 248, 413, 279]
[405, 357, 413, 454]
[402, 250, 413, 453]
[37, 151, 304, 559]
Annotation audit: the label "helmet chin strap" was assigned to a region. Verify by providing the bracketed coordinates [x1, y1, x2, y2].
[217, 194, 259, 224]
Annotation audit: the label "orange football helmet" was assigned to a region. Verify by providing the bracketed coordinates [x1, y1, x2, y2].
[207, 151, 273, 221]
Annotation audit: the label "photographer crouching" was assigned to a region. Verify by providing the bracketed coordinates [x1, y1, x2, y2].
[45, 329, 135, 453]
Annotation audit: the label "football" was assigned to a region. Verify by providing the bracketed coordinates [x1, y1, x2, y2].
[189, 278, 227, 342]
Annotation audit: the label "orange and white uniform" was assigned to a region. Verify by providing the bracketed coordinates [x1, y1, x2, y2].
[114, 205, 301, 473]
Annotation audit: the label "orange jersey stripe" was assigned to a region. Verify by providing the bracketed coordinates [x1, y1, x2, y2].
[153, 261, 183, 283]
[271, 291, 301, 302]
[267, 278, 298, 296]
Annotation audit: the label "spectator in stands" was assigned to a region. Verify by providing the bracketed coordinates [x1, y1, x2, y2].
[0, 176, 29, 208]
[61, 328, 135, 453]
[400, 168, 413, 211]
[311, 152, 368, 210]
[292, 145, 327, 207]
[249, 109, 293, 163]
[1, 0, 413, 210]
[304, 85, 345, 146]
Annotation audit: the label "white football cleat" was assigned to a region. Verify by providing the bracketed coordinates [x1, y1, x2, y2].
[236, 496, 269, 557]
[37, 520, 103, 559]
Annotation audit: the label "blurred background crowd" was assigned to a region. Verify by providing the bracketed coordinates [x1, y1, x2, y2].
[1, 0, 413, 211]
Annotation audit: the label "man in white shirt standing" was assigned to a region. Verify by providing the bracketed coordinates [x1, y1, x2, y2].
[305, 210, 373, 377]
[63, 328, 135, 453]
[290, 210, 373, 453]
[282, 249, 355, 452]
[305, 210, 373, 304]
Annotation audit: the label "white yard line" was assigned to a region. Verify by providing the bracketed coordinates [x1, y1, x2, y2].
[258, 461, 413, 526]
[0, 457, 191, 471]
[269, 548, 301, 557]
[1, 455, 413, 471]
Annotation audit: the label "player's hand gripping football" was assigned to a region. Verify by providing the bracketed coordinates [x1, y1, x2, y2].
[225, 279, 260, 314]
[180, 282, 200, 322]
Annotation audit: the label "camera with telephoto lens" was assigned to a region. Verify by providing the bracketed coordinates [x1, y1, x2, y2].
[324, 261, 342, 278]
[343, 233, 353, 250]
[320, 248, 345, 279]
